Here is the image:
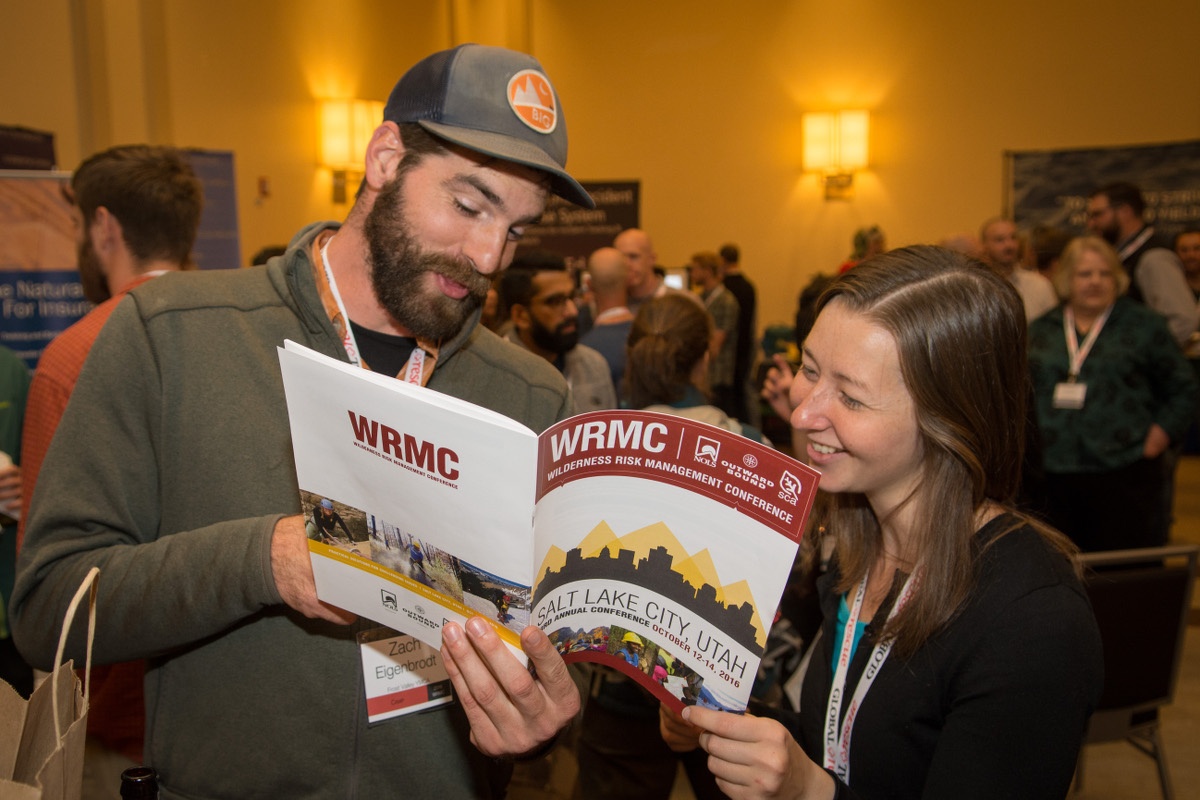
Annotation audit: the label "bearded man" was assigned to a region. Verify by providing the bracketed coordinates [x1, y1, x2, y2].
[498, 250, 617, 414]
[13, 45, 593, 799]
[1086, 181, 1198, 551]
[17, 144, 202, 793]
[1086, 181, 1197, 346]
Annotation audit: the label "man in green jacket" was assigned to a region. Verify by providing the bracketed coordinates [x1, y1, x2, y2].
[14, 44, 593, 799]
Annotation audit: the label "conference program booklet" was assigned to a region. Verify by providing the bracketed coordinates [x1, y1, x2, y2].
[278, 340, 820, 712]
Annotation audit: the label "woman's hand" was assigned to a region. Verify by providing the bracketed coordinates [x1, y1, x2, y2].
[761, 355, 796, 421]
[0, 462, 21, 513]
[1142, 423, 1170, 459]
[681, 705, 835, 800]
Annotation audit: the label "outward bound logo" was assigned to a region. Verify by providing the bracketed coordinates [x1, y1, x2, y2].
[508, 70, 557, 134]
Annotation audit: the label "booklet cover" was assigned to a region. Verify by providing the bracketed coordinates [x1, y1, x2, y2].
[278, 340, 820, 712]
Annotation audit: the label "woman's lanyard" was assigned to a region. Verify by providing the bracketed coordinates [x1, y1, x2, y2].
[823, 570, 917, 785]
[1063, 305, 1112, 382]
[320, 236, 427, 384]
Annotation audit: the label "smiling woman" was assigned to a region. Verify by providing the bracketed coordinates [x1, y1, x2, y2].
[665, 246, 1104, 800]
[790, 299, 923, 516]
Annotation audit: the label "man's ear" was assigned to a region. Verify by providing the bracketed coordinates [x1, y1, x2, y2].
[511, 303, 532, 333]
[364, 121, 404, 190]
[91, 207, 124, 257]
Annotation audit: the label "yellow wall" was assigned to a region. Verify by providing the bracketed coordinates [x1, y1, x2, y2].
[4, 0, 1199, 331]
[4, 0, 81, 162]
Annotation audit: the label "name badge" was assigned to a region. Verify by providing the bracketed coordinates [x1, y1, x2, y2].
[358, 627, 453, 723]
[1053, 382, 1087, 409]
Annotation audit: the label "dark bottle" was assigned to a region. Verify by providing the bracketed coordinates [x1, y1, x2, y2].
[120, 766, 159, 799]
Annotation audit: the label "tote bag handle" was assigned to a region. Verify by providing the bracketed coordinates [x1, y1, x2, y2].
[50, 567, 99, 742]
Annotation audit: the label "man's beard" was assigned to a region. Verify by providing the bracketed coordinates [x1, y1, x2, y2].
[1097, 220, 1120, 245]
[530, 316, 578, 356]
[77, 236, 110, 305]
[363, 175, 491, 341]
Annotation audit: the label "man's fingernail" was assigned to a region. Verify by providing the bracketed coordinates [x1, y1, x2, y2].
[466, 617, 491, 639]
[442, 623, 463, 646]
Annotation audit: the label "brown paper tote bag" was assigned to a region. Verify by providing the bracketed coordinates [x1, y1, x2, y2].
[0, 566, 98, 800]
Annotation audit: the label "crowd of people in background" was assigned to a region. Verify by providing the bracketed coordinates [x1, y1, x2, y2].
[201, 183, 1200, 547]
[782, 186, 1200, 559]
[481, 227, 767, 450]
[479, 183, 1200, 570]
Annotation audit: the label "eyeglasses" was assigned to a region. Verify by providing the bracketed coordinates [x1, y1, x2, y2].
[534, 293, 573, 310]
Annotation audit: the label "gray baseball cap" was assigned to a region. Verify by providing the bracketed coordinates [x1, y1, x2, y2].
[384, 44, 594, 209]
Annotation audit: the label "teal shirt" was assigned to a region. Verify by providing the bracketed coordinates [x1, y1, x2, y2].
[1028, 297, 1198, 473]
[832, 593, 870, 674]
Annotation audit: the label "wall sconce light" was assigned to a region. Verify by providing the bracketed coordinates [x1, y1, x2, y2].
[318, 98, 383, 203]
[802, 110, 869, 200]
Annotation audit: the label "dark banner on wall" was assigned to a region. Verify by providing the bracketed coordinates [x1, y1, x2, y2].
[0, 171, 87, 369]
[0, 125, 57, 170]
[183, 149, 242, 270]
[519, 181, 640, 271]
[1005, 140, 1200, 239]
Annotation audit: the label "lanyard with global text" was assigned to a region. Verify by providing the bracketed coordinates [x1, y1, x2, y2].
[1063, 305, 1112, 381]
[824, 569, 917, 785]
[320, 236, 427, 385]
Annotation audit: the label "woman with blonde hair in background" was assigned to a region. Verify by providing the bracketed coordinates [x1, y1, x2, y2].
[1028, 235, 1197, 551]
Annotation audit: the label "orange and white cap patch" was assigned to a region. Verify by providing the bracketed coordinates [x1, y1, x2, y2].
[507, 69, 557, 134]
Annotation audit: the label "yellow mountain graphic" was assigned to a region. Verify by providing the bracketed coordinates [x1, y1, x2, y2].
[577, 520, 619, 558]
[540, 519, 768, 647]
[720, 579, 766, 649]
[615, 521, 686, 561]
[672, 549, 722, 601]
[536, 520, 619, 584]
[537, 545, 567, 585]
